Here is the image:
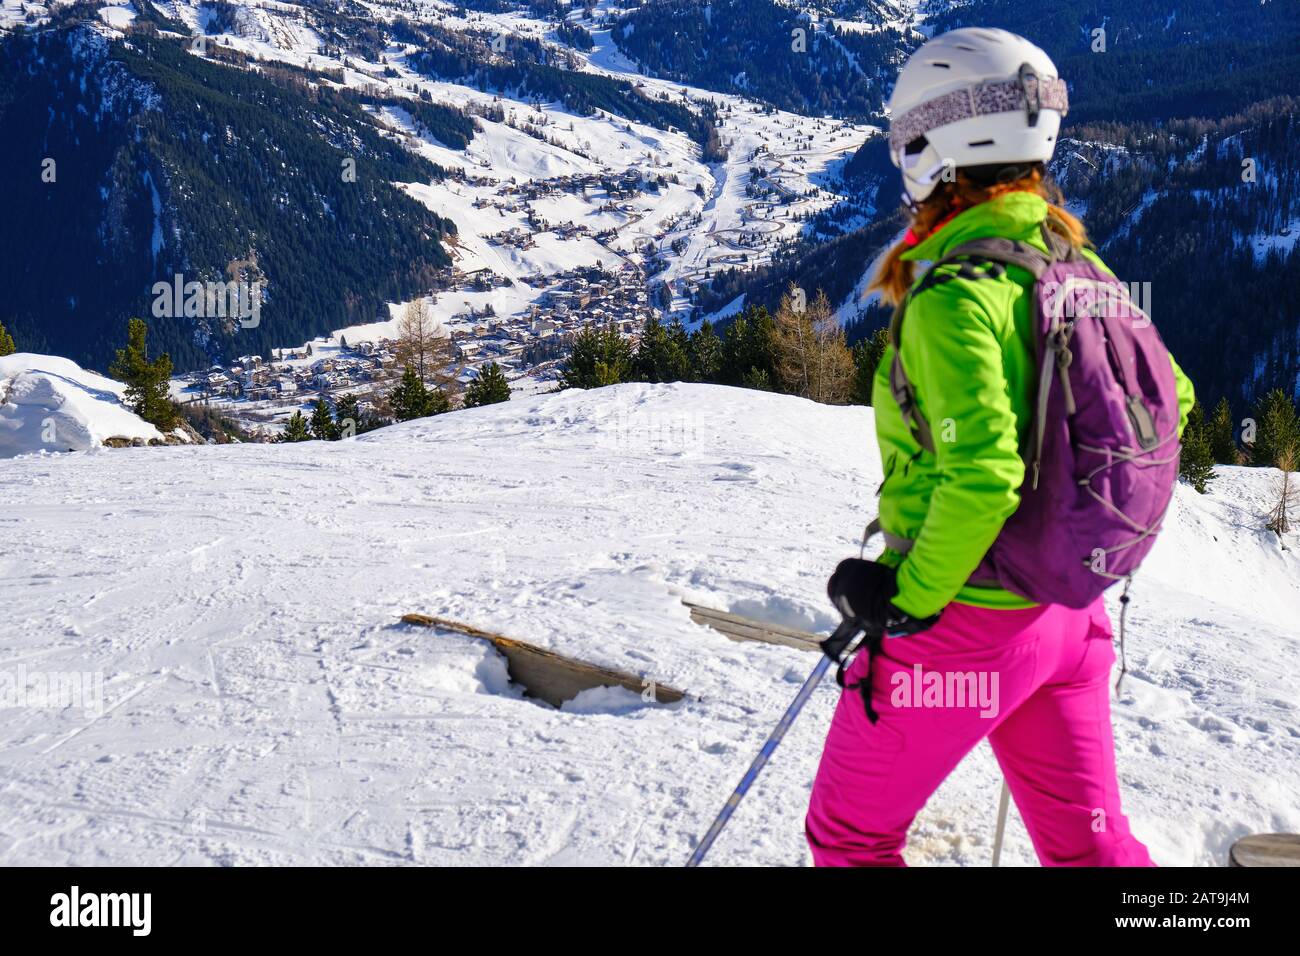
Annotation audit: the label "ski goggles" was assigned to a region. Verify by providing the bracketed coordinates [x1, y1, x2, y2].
[888, 65, 1070, 157]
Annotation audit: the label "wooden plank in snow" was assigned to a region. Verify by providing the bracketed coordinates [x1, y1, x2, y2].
[1229, 833, 1300, 867]
[400, 613, 685, 707]
[683, 602, 822, 653]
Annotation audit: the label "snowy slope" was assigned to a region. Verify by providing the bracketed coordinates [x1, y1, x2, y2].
[0, 353, 169, 458]
[0, 383, 1297, 866]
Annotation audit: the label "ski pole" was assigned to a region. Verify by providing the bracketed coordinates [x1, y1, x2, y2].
[685, 618, 860, 868]
[991, 778, 1011, 867]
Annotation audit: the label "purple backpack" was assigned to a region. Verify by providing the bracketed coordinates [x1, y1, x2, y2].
[888, 223, 1183, 609]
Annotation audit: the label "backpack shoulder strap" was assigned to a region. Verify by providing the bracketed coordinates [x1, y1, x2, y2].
[887, 305, 937, 453]
[888, 224, 1066, 454]
[938, 235, 1054, 279]
[924, 220, 1074, 283]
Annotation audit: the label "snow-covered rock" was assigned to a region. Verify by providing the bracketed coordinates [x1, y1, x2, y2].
[0, 383, 1296, 866]
[0, 353, 166, 458]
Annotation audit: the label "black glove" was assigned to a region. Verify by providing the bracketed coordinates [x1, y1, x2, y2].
[819, 617, 864, 663]
[827, 558, 939, 637]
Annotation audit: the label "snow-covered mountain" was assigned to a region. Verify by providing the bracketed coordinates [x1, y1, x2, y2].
[6, 1, 1293, 414]
[1, 383, 1296, 865]
[0, 0, 876, 375]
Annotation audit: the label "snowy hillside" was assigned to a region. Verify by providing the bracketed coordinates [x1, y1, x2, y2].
[0, 383, 1296, 865]
[0, 353, 177, 458]
[78, 0, 874, 337]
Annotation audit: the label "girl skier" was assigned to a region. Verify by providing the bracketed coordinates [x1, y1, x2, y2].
[805, 28, 1196, 866]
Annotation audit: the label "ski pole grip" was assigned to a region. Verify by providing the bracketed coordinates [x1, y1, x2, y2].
[820, 618, 862, 663]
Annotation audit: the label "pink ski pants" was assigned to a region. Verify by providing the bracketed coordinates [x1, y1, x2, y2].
[805, 598, 1153, 866]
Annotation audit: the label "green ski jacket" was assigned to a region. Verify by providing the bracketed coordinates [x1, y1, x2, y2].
[871, 192, 1196, 618]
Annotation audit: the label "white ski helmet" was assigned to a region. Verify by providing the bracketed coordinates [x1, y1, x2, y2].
[886, 28, 1069, 203]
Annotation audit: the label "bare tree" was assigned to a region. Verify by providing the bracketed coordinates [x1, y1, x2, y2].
[773, 284, 813, 397]
[773, 285, 854, 404]
[395, 298, 452, 386]
[1266, 446, 1298, 546]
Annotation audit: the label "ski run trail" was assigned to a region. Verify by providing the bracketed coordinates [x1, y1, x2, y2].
[1, 383, 1298, 866]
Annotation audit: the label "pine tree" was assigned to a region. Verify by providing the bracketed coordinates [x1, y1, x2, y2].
[310, 397, 337, 440]
[108, 317, 176, 428]
[688, 319, 722, 382]
[389, 365, 452, 420]
[1247, 389, 1300, 468]
[634, 315, 690, 383]
[463, 362, 511, 407]
[425, 387, 452, 415]
[334, 393, 360, 436]
[721, 306, 777, 387]
[0, 319, 15, 356]
[1178, 401, 1216, 494]
[669, 318, 691, 365]
[389, 365, 432, 421]
[1208, 396, 1238, 464]
[850, 327, 890, 405]
[633, 315, 662, 380]
[655, 282, 673, 311]
[281, 410, 311, 442]
[560, 322, 633, 389]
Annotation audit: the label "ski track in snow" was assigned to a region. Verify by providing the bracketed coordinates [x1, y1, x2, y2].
[1, 384, 1298, 866]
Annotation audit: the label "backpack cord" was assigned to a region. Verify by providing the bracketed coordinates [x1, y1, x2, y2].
[1115, 577, 1132, 694]
[838, 633, 885, 725]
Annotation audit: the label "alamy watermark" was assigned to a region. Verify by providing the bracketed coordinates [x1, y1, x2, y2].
[0, 666, 104, 719]
[889, 664, 1000, 718]
[612, 409, 700, 450]
[1042, 279, 1152, 327]
[152, 273, 263, 328]
[50, 886, 151, 936]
